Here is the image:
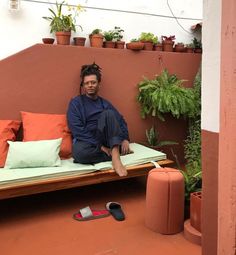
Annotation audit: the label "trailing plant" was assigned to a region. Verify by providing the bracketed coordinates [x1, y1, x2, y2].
[146, 126, 178, 147]
[43, 1, 84, 33]
[182, 71, 202, 203]
[137, 69, 198, 121]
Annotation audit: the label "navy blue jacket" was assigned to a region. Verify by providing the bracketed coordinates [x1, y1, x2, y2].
[67, 95, 129, 145]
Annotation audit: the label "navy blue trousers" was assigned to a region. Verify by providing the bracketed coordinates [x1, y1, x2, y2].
[72, 109, 124, 164]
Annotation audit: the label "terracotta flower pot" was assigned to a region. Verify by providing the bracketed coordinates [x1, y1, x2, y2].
[90, 34, 104, 48]
[115, 41, 125, 49]
[194, 48, 202, 53]
[190, 191, 202, 232]
[186, 47, 194, 53]
[175, 44, 185, 52]
[153, 43, 163, 51]
[126, 42, 144, 50]
[162, 40, 174, 52]
[141, 41, 153, 51]
[73, 37, 86, 46]
[55, 31, 71, 45]
[42, 38, 55, 44]
[104, 41, 116, 48]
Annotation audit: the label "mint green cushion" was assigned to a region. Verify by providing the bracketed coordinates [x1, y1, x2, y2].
[5, 138, 62, 169]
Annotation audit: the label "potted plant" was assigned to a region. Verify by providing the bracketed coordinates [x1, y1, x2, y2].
[192, 37, 202, 53]
[175, 42, 185, 52]
[89, 28, 104, 48]
[153, 39, 163, 51]
[144, 126, 178, 159]
[43, 1, 83, 45]
[113, 26, 125, 49]
[161, 35, 175, 52]
[137, 69, 198, 121]
[185, 43, 194, 53]
[139, 32, 158, 51]
[182, 71, 202, 218]
[126, 39, 144, 50]
[103, 30, 116, 48]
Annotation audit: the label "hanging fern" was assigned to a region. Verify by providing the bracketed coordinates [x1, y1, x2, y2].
[137, 69, 198, 121]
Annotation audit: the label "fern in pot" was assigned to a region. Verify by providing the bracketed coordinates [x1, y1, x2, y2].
[137, 69, 198, 164]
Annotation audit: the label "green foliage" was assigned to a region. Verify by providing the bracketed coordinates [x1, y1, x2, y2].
[103, 27, 124, 41]
[186, 43, 194, 48]
[139, 32, 158, 43]
[137, 69, 198, 121]
[183, 71, 202, 203]
[146, 126, 178, 147]
[91, 28, 102, 35]
[192, 37, 202, 49]
[113, 26, 124, 41]
[103, 31, 115, 41]
[130, 38, 139, 42]
[43, 1, 83, 33]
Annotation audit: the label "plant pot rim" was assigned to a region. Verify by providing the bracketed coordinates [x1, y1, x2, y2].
[56, 31, 71, 36]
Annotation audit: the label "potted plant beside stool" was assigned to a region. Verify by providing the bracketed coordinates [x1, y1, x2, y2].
[43, 1, 84, 45]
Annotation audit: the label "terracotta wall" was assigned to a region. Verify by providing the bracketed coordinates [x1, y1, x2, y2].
[0, 44, 201, 162]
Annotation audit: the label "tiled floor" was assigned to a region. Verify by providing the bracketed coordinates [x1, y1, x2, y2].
[0, 177, 201, 255]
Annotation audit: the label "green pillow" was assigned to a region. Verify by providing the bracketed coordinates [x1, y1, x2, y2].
[5, 138, 62, 169]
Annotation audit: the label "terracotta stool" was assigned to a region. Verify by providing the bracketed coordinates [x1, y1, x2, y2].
[145, 167, 184, 234]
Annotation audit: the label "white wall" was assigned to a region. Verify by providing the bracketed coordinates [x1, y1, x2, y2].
[201, 0, 221, 132]
[0, 0, 202, 60]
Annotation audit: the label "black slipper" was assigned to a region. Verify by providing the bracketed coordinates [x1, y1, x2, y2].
[106, 202, 125, 221]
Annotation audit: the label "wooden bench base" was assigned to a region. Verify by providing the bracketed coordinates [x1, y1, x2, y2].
[0, 159, 174, 200]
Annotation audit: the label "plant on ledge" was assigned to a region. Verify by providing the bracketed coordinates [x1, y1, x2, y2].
[43, 1, 84, 45]
[137, 69, 198, 121]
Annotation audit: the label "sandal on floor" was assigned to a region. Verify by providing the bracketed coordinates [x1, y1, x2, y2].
[106, 202, 125, 221]
[73, 206, 110, 221]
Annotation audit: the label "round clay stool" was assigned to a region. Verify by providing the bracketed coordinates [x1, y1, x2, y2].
[145, 167, 184, 234]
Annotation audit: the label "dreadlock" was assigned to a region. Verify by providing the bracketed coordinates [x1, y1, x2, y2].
[80, 63, 102, 87]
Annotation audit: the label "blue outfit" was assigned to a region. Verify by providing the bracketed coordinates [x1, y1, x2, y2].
[67, 95, 129, 164]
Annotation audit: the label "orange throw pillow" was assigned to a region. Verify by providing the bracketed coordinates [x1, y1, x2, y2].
[21, 112, 72, 159]
[0, 120, 21, 167]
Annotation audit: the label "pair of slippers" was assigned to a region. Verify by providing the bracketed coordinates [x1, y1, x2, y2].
[73, 202, 125, 221]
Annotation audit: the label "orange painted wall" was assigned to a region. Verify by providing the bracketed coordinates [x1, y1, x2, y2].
[0, 44, 201, 161]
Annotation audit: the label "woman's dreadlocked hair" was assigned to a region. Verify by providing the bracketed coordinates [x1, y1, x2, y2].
[80, 63, 102, 88]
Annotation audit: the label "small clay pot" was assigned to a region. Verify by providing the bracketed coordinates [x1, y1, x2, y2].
[115, 41, 125, 49]
[73, 37, 86, 46]
[90, 34, 104, 48]
[186, 47, 194, 53]
[55, 32, 71, 45]
[175, 44, 185, 52]
[153, 43, 163, 51]
[162, 40, 174, 52]
[103, 41, 116, 48]
[126, 42, 144, 50]
[194, 48, 202, 53]
[141, 41, 153, 51]
[42, 38, 55, 44]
